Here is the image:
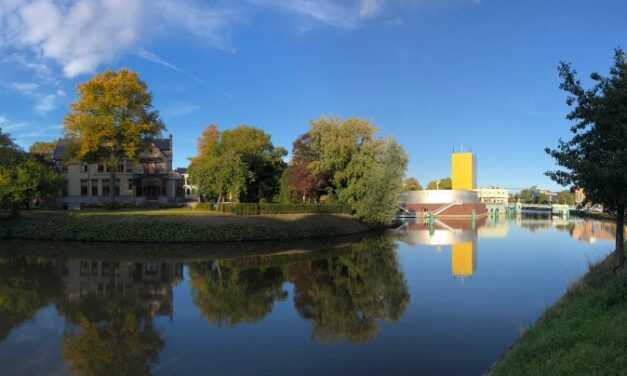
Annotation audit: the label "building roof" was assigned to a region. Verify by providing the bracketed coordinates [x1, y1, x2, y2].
[53, 137, 171, 160]
[53, 138, 74, 160]
[153, 138, 171, 152]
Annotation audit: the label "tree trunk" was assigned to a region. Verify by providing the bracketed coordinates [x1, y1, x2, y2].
[614, 202, 625, 273]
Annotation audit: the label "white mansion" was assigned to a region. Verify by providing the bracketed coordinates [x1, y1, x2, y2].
[53, 135, 189, 209]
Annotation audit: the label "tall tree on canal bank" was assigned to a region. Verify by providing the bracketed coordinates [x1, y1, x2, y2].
[63, 68, 165, 202]
[189, 124, 286, 204]
[546, 48, 627, 271]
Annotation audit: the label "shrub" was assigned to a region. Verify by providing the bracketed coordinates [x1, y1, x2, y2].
[195, 202, 214, 211]
[104, 201, 122, 210]
[216, 203, 353, 215]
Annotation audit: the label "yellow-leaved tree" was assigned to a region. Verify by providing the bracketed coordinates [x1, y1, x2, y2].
[63, 68, 165, 202]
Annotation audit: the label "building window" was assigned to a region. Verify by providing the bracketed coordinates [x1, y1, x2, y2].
[102, 180, 110, 196]
[98, 164, 104, 173]
[82, 164, 88, 172]
[118, 163, 125, 172]
[128, 179, 134, 190]
[91, 180, 98, 196]
[144, 262, 160, 276]
[114, 179, 120, 196]
[80, 180, 89, 196]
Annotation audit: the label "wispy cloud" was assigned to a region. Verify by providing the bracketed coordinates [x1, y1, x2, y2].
[9, 82, 40, 95]
[163, 103, 200, 118]
[134, 48, 204, 83]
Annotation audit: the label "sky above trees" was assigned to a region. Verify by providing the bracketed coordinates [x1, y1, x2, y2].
[1, 0, 625, 190]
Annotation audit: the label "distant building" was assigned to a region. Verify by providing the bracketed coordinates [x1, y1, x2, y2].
[451, 151, 476, 190]
[53, 136, 185, 209]
[530, 187, 557, 204]
[475, 186, 509, 214]
[475, 187, 508, 204]
[400, 151, 486, 218]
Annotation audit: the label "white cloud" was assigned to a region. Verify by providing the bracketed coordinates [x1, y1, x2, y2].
[10, 82, 39, 94]
[34, 94, 55, 115]
[1, 0, 237, 78]
[134, 48, 203, 83]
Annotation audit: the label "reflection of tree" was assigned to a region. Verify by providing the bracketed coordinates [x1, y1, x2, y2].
[189, 261, 287, 326]
[59, 294, 165, 376]
[0, 255, 62, 341]
[291, 235, 409, 344]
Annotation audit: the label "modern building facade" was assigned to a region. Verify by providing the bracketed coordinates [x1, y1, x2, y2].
[53, 136, 185, 209]
[400, 151, 487, 218]
[451, 152, 476, 190]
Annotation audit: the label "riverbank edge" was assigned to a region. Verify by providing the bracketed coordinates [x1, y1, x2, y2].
[570, 210, 616, 221]
[0, 212, 373, 243]
[488, 242, 627, 375]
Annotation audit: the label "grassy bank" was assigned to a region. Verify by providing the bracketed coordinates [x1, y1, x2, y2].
[570, 210, 616, 221]
[0, 211, 371, 242]
[490, 243, 627, 375]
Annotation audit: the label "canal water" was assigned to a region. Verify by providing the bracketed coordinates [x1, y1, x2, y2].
[0, 216, 618, 375]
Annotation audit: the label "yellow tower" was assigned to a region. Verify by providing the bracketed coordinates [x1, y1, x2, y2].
[451, 240, 476, 277]
[451, 152, 476, 191]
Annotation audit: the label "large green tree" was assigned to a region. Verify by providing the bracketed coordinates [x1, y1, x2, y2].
[189, 124, 286, 204]
[63, 68, 165, 201]
[293, 115, 407, 225]
[546, 48, 627, 271]
[0, 129, 61, 214]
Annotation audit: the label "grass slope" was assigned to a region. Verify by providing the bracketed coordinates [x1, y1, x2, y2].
[490, 244, 627, 375]
[0, 211, 370, 242]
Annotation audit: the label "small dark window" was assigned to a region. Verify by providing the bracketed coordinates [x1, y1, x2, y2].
[80, 180, 88, 196]
[91, 180, 98, 196]
[118, 163, 124, 172]
[98, 164, 104, 173]
[82, 164, 88, 172]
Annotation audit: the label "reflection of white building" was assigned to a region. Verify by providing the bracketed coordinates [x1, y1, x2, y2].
[478, 219, 509, 238]
[60, 260, 184, 318]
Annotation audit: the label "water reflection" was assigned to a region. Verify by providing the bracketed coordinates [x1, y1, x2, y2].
[0, 233, 409, 374]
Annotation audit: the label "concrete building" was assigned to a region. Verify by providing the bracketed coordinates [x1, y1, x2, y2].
[53, 136, 185, 209]
[475, 186, 509, 214]
[399, 151, 487, 218]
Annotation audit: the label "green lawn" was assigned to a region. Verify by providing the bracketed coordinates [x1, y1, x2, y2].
[490, 243, 627, 375]
[32, 208, 226, 216]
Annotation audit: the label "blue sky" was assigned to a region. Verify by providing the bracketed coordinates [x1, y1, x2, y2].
[0, 0, 625, 191]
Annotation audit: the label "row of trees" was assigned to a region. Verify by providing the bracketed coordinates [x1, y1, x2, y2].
[189, 116, 408, 226]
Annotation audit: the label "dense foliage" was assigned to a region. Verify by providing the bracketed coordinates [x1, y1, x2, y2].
[63, 68, 165, 200]
[189, 124, 287, 204]
[402, 177, 422, 191]
[426, 177, 452, 190]
[280, 115, 408, 226]
[546, 48, 627, 269]
[0, 128, 61, 214]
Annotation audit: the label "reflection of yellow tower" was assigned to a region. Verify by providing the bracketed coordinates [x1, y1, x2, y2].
[451, 152, 476, 190]
[451, 241, 476, 277]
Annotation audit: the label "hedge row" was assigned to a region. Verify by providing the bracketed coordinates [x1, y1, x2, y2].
[0, 214, 351, 242]
[214, 203, 353, 215]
